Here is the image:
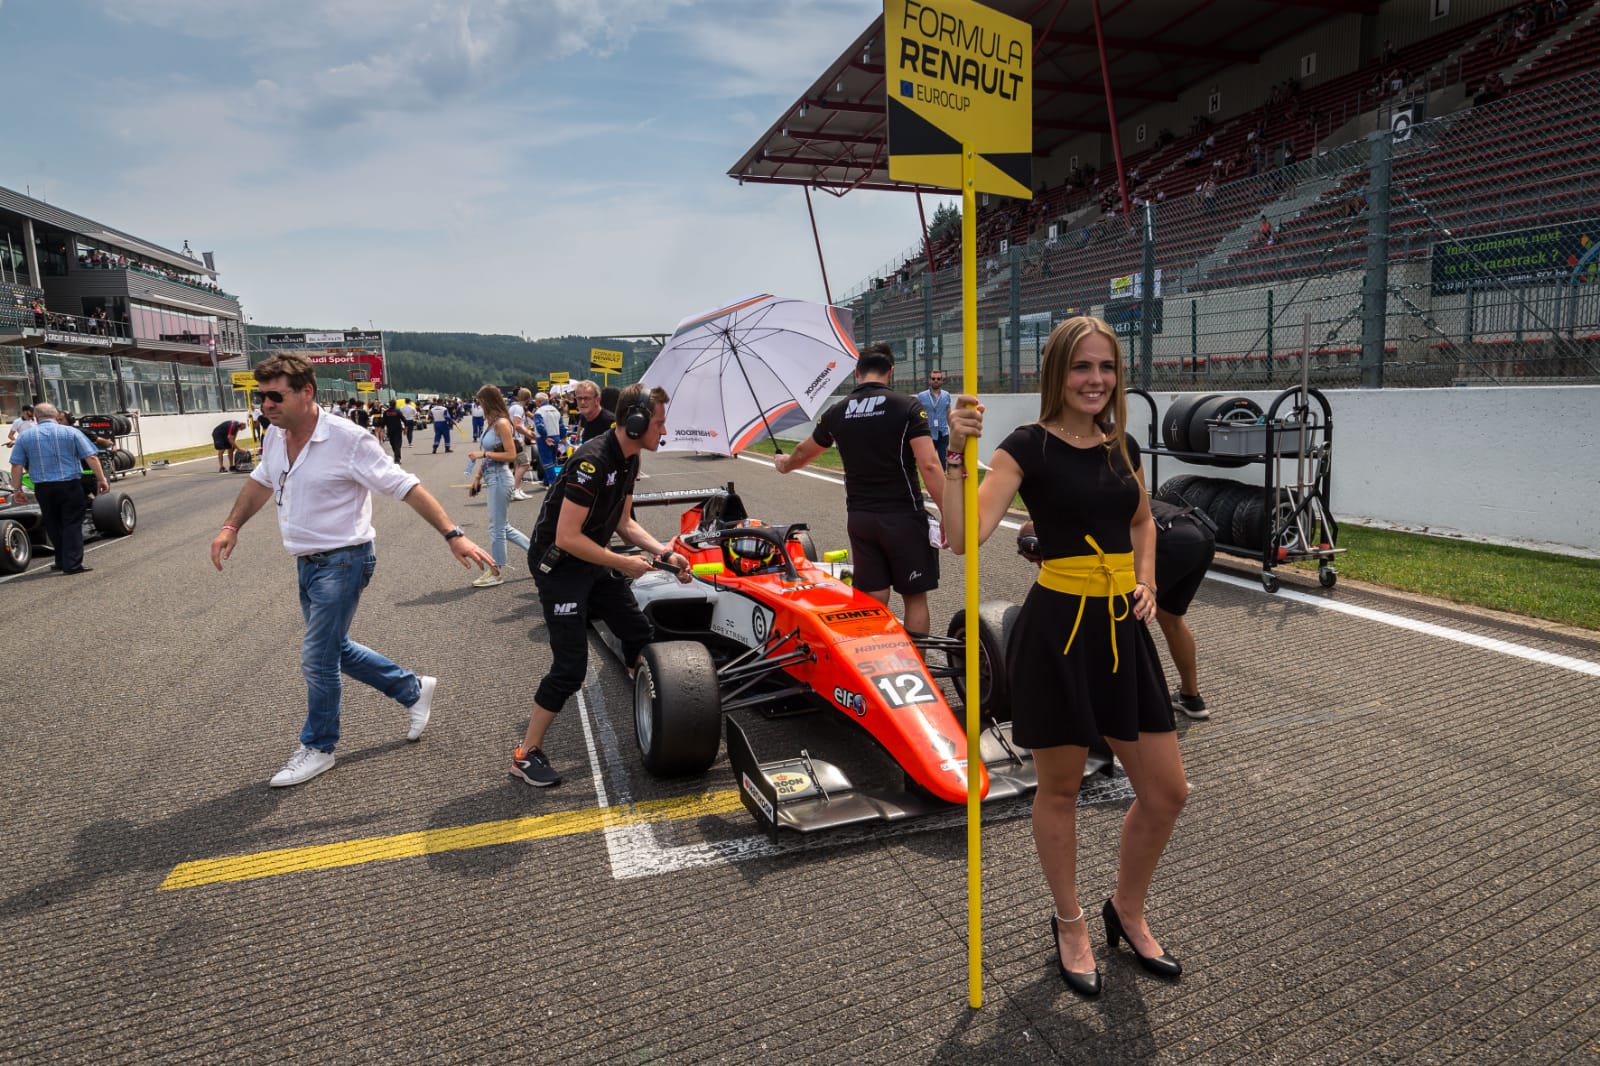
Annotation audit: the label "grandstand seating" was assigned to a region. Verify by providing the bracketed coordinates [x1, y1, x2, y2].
[851, 1, 1600, 373]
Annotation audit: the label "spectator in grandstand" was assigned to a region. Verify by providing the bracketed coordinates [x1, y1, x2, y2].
[573, 380, 616, 442]
[774, 342, 946, 638]
[1200, 178, 1218, 215]
[31, 298, 45, 327]
[1255, 215, 1273, 247]
[1474, 73, 1506, 106]
[212, 417, 247, 472]
[210, 353, 492, 787]
[940, 315, 1185, 998]
[429, 399, 454, 454]
[380, 400, 406, 463]
[465, 385, 530, 587]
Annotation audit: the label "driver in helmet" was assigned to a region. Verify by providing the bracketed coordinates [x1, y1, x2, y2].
[725, 519, 779, 576]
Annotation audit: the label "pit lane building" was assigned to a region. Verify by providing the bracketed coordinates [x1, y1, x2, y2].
[0, 183, 247, 429]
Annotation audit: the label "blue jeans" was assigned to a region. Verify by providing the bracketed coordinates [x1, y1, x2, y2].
[297, 542, 419, 752]
[481, 463, 531, 568]
[932, 433, 949, 469]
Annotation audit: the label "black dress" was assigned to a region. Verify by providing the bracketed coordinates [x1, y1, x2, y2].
[1000, 425, 1174, 748]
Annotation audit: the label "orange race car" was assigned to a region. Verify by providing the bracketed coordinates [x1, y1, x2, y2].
[595, 483, 1112, 838]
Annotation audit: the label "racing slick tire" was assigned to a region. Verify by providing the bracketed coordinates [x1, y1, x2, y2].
[91, 492, 137, 536]
[792, 529, 818, 562]
[0, 518, 30, 574]
[946, 601, 1018, 722]
[635, 641, 722, 776]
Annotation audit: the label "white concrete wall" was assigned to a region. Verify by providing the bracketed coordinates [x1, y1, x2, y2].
[782, 385, 1600, 554]
[2, 411, 244, 471]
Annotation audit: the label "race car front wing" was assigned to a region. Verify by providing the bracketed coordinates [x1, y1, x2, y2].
[726, 716, 1043, 840]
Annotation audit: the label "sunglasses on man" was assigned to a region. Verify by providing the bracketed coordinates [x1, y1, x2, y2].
[252, 389, 292, 404]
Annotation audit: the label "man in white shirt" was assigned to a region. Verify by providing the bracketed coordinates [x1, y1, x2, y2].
[210, 353, 494, 787]
[470, 400, 485, 442]
[6, 405, 37, 446]
[509, 388, 534, 500]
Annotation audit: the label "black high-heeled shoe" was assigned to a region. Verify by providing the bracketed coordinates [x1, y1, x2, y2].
[1102, 898, 1182, 979]
[1051, 910, 1102, 997]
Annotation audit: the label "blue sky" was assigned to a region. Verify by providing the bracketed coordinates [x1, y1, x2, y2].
[1, 0, 950, 337]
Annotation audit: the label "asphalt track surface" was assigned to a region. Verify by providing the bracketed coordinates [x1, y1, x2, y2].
[4, 436, 1597, 1065]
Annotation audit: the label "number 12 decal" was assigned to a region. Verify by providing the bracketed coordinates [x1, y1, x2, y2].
[874, 672, 935, 707]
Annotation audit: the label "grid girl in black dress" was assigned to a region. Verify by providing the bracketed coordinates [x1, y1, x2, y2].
[941, 316, 1188, 997]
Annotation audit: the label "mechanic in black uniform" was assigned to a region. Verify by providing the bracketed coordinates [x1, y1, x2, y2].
[1018, 496, 1217, 720]
[773, 342, 947, 636]
[573, 379, 616, 442]
[509, 382, 691, 788]
[212, 418, 247, 472]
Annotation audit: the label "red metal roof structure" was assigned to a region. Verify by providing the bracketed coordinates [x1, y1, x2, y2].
[728, 0, 1379, 197]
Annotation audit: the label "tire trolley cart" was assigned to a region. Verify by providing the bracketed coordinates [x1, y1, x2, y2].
[1130, 384, 1341, 594]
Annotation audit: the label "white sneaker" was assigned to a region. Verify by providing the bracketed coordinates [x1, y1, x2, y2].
[472, 569, 504, 588]
[269, 744, 336, 787]
[510, 489, 530, 501]
[408, 675, 437, 740]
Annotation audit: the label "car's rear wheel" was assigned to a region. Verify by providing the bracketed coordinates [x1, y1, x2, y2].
[946, 601, 1018, 722]
[91, 492, 136, 536]
[792, 529, 818, 562]
[634, 641, 722, 775]
[0, 519, 30, 574]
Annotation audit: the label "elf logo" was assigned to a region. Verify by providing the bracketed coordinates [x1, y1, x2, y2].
[845, 395, 887, 418]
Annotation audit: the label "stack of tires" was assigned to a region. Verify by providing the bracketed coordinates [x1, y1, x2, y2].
[108, 448, 136, 472]
[1155, 475, 1302, 555]
[1160, 393, 1263, 467]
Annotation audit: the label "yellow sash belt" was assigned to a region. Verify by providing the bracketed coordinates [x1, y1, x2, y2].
[1035, 535, 1135, 672]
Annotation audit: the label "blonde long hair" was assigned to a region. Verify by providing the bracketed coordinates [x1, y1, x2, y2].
[1037, 315, 1135, 479]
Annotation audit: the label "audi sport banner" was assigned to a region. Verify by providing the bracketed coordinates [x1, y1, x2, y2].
[1430, 221, 1600, 294]
[262, 330, 387, 387]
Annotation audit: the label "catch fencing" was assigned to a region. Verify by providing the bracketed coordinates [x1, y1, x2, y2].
[849, 70, 1600, 393]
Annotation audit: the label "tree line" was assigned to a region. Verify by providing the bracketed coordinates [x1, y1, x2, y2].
[246, 326, 656, 397]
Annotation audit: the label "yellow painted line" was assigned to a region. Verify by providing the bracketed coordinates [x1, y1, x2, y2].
[159, 789, 745, 891]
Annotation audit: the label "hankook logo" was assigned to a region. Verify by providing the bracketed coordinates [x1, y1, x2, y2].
[804, 361, 839, 398]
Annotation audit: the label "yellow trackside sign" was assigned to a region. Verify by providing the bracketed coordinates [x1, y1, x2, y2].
[589, 348, 623, 371]
[537, 380, 550, 391]
[550, 372, 570, 384]
[230, 371, 257, 390]
[885, 0, 1032, 199]
[356, 381, 375, 392]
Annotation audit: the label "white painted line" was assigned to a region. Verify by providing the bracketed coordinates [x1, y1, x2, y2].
[1206, 570, 1600, 678]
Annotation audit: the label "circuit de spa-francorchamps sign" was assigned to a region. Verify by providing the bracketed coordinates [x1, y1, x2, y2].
[885, 0, 1032, 198]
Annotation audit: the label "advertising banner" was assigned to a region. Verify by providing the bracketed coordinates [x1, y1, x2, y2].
[262, 330, 387, 387]
[1430, 221, 1600, 294]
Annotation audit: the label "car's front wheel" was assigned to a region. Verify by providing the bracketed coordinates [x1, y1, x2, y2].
[946, 601, 1019, 722]
[0, 519, 31, 574]
[634, 641, 722, 775]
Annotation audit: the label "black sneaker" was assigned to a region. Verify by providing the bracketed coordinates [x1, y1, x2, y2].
[1171, 690, 1209, 721]
[511, 746, 562, 787]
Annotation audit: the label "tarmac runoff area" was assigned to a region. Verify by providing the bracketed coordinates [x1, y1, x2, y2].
[3, 439, 1597, 1064]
